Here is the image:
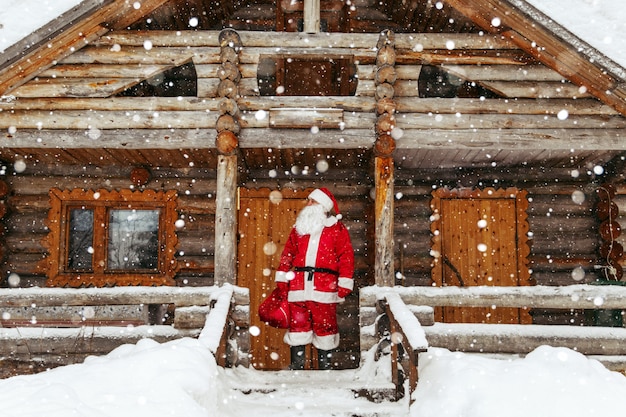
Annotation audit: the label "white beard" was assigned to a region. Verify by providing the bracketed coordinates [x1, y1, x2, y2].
[295, 204, 327, 236]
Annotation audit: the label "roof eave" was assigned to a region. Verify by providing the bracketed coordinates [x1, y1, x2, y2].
[0, 0, 170, 97]
[443, 0, 626, 117]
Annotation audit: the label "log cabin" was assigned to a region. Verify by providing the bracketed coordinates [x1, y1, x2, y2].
[0, 0, 625, 372]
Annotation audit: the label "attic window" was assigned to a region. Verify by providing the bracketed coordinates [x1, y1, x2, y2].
[418, 65, 500, 98]
[257, 56, 357, 96]
[118, 61, 197, 97]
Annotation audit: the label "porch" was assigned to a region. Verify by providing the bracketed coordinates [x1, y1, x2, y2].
[2, 282, 626, 393]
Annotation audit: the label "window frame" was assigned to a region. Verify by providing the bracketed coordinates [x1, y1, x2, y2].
[42, 188, 179, 287]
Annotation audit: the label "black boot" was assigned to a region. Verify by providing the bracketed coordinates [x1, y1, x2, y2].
[317, 349, 334, 370]
[290, 345, 306, 370]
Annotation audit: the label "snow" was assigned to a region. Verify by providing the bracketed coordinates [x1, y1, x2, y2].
[0, 1, 625, 416]
[0, 0, 82, 54]
[1, 330, 626, 416]
[2, 0, 626, 78]
[523, 0, 626, 78]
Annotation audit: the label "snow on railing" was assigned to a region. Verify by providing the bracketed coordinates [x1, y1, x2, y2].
[199, 284, 234, 356]
[377, 290, 429, 403]
[384, 292, 428, 351]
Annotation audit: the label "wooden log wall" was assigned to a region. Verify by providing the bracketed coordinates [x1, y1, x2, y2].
[393, 179, 603, 289]
[1, 168, 217, 288]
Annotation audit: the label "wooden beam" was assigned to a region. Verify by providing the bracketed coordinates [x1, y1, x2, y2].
[303, 0, 321, 33]
[3, 127, 626, 151]
[214, 154, 238, 285]
[374, 156, 395, 287]
[97, 30, 517, 50]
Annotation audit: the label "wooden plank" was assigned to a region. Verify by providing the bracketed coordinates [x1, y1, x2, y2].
[269, 108, 344, 128]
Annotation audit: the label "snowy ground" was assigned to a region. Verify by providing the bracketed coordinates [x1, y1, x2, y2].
[1, 335, 626, 417]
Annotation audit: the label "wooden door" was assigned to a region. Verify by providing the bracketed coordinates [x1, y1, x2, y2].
[237, 188, 309, 370]
[430, 187, 532, 324]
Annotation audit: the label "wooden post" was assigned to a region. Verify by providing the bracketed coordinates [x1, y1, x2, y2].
[303, 0, 320, 33]
[214, 155, 238, 285]
[373, 30, 397, 288]
[214, 29, 242, 286]
[375, 156, 395, 287]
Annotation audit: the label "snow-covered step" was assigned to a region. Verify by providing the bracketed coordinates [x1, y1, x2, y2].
[217, 367, 410, 417]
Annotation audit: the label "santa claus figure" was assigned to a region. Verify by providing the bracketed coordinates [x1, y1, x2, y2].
[275, 187, 355, 370]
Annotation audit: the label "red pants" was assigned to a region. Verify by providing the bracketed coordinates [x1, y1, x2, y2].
[284, 301, 339, 350]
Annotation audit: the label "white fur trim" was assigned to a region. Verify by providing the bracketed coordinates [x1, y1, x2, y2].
[324, 216, 338, 227]
[338, 277, 353, 291]
[288, 289, 342, 303]
[313, 333, 340, 350]
[309, 189, 334, 212]
[284, 330, 313, 346]
[275, 271, 288, 283]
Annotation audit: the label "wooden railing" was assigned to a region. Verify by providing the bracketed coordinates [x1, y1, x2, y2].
[362, 284, 626, 398]
[379, 292, 429, 403]
[0, 284, 249, 368]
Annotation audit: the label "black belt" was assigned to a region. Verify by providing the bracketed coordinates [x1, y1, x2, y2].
[294, 266, 339, 281]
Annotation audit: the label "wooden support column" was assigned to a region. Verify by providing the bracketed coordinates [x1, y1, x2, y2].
[373, 30, 397, 287]
[375, 156, 395, 287]
[303, 0, 320, 33]
[215, 154, 238, 285]
[214, 29, 242, 285]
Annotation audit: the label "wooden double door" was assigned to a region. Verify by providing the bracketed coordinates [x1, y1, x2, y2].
[237, 188, 310, 370]
[430, 187, 532, 324]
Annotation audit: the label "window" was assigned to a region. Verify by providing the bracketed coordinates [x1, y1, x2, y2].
[42, 189, 179, 287]
[257, 56, 357, 96]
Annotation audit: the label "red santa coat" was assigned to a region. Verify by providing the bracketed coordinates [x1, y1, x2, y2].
[275, 217, 354, 304]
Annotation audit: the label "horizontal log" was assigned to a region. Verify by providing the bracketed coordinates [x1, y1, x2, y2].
[97, 31, 518, 50]
[0, 285, 246, 307]
[480, 80, 591, 99]
[7, 126, 622, 152]
[61, 46, 212, 65]
[3, 96, 615, 117]
[269, 108, 344, 129]
[441, 64, 565, 82]
[39, 64, 171, 79]
[360, 284, 626, 309]
[0, 110, 219, 130]
[3, 96, 222, 111]
[424, 323, 626, 355]
[13, 78, 141, 98]
[0, 326, 198, 357]
[395, 113, 626, 130]
[7, 176, 217, 196]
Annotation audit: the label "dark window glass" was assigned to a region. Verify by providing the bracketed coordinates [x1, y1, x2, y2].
[67, 208, 94, 270]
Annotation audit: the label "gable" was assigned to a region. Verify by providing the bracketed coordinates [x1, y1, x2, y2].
[0, 0, 624, 181]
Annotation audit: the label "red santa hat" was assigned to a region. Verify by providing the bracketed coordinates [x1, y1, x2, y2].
[309, 187, 341, 218]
